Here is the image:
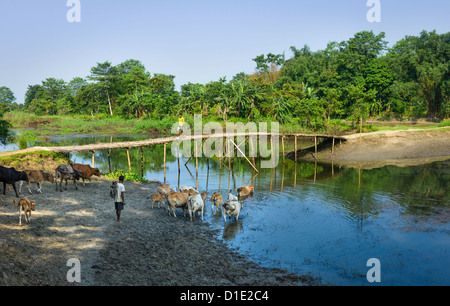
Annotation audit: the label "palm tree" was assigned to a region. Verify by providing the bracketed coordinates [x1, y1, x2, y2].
[272, 94, 291, 123]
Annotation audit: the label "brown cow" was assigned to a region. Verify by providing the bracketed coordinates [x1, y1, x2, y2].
[72, 164, 101, 187]
[13, 198, 37, 225]
[210, 192, 223, 213]
[19, 170, 54, 194]
[148, 194, 165, 210]
[157, 184, 174, 197]
[166, 191, 189, 218]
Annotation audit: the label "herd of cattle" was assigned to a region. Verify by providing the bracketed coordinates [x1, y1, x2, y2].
[1, 163, 254, 224]
[150, 184, 254, 222]
[0, 164, 101, 198]
[0, 163, 101, 225]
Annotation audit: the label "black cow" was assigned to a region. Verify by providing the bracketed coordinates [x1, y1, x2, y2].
[0, 166, 29, 197]
[55, 165, 83, 192]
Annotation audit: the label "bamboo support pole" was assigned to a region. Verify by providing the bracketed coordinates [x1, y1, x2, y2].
[332, 137, 335, 154]
[249, 136, 256, 167]
[294, 160, 297, 187]
[282, 136, 285, 164]
[314, 161, 317, 183]
[315, 137, 317, 159]
[91, 150, 96, 168]
[177, 142, 180, 174]
[107, 149, 112, 173]
[126, 148, 131, 172]
[195, 141, 199, 189]
[360, 117, 362, 141]
[163, 143, 166, 184]
[294, 136, 297, 162]
[195, 141, 198, 174]
[230, 139, 259, 173]
[206, 158, 209, 191]
[140, 147, 144, 176]
[220, 138, 246, 162]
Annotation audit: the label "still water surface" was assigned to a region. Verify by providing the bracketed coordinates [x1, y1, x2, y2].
[2, 132, 450, 285]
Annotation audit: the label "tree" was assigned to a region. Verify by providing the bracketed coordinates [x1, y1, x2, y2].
[320, 88, 343, 123]
[88, 62, 118, 116]
[0, 86, 16, 116]
[364, 59, 394, 114]
[24, 85, 42, 109]
[67, 77, 88, 97]
[387, 30, 450, 117]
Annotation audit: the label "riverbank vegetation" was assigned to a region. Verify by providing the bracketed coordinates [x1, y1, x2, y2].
[1, 30, 448, 140]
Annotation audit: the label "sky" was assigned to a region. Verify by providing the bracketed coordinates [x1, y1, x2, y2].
[0, 0, 449, 104]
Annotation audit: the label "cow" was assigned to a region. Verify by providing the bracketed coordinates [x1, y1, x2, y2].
[19, 170, 55, 194]
[0, 166, 28, 198]
[55, 165, 83, 192]
[72, 163, 101, 187]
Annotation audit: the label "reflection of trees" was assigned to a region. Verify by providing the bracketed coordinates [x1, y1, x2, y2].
[0, 120, 12, 145]
[328, 161, 450, 224]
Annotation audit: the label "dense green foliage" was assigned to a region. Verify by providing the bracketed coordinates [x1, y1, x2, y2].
[2, 30, 449, 136]
[105, 169, 149, 183]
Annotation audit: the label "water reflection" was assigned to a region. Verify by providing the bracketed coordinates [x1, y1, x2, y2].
[2, 133, 449, 285]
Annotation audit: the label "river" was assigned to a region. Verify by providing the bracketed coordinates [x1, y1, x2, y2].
[1, 132, 449, 285]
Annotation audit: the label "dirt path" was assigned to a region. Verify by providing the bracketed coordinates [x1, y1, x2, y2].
[0, 178, 313, 286]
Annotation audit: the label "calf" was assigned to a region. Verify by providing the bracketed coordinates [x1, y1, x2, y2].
[13, 198, 37, 225]
[0, 166, 28, 197]
[179, 185, 198, 193]
[19, 170, 54, 194]
[222, 200, 243, 222]
[200, 191, 208, 203]
[148, 194, 165, 209]
[157, 184, 174, 198]
[55, 165, 83, 192]
[227, 190, 239, 202]
[210, 192, 223, 213]
[166, 191, 189, 218]
[188, 193, 204, 221]
[72, 163, 101, 187]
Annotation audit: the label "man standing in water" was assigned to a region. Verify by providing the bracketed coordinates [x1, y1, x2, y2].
[178, 114, 185, 136]
[115, 176, 126, 223]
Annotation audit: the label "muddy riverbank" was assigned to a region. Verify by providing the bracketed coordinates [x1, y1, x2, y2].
[0, 177, 315, 286]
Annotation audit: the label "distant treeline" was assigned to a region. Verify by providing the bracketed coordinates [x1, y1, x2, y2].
[1, 30, 449, 133]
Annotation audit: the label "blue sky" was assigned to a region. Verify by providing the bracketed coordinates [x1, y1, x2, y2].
[0, 0, 449, 103]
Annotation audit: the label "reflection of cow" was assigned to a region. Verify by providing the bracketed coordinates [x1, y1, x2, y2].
[55, 165, 83, 192]
[0, 166, 28, 197]
[19, 170, 55, 194]
[72, 164, 101, 186]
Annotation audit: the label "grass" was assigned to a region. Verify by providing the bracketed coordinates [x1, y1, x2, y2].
[0, 150, 71, 168]
[437, 119, 450, 127]
[5, 111, 449, 138]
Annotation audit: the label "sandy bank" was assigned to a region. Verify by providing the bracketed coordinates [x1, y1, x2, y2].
[292, 127, 450, 169]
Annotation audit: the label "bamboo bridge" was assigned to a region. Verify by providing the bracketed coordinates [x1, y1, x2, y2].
[0, 132, 347, 182]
